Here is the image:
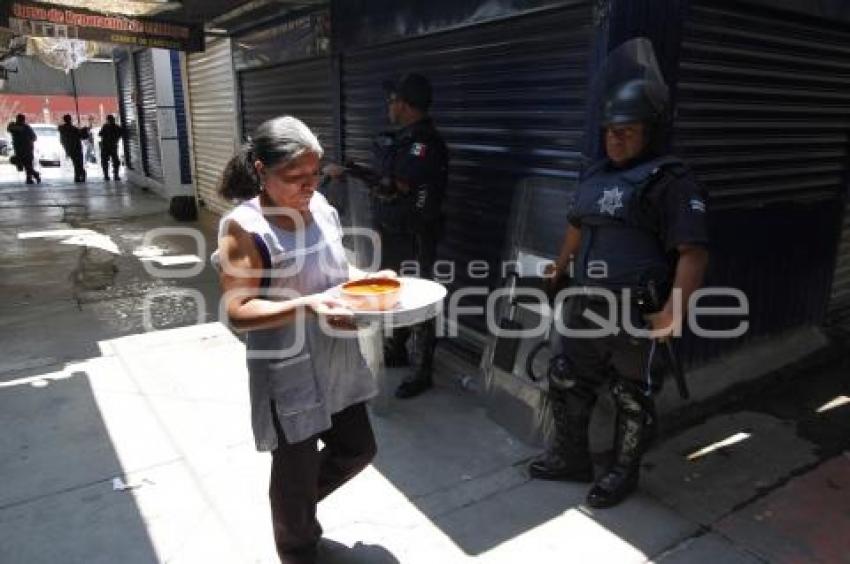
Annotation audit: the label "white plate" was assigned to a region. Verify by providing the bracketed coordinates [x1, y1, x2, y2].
[326, 277, 447, 328]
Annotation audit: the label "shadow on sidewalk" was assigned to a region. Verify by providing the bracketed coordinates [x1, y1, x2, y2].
[0, 367, 159, 563]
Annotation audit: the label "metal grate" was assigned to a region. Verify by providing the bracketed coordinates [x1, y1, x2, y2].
[675, 1, 850, 208]
[674, 0, 850, 359]
[134, 50, 164, 183]
[341, 3, 592, 334]
[238, 57, 336, 159]
[116, 57, 138, 171]
[170, 50, 193, 186]
[187, 37, 239, 216]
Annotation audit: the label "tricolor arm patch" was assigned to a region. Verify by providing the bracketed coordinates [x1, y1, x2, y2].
[410, 142, 428, 158]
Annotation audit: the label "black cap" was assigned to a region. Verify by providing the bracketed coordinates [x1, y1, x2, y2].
[384, 73, 432, 111]
[601, 79, 666, 127]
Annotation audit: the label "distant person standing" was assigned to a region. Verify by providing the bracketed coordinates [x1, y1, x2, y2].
[58, 114, 87, 182]
[98, 115, 123, 181]
[84, 115, 97, 164]
[7, 114, 40, 184]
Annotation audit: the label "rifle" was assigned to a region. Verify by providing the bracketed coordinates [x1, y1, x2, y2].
[646, 280, 690, 400]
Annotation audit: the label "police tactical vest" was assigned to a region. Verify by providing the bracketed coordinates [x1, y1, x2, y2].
[572, 155, 684, 289]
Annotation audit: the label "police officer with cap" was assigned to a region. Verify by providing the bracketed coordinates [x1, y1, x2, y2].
[527, 75, 710, 508]
[326, 73, 449, 399]
[59, 114, 88, 183]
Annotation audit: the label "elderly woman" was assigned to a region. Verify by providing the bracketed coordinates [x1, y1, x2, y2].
[213, 116, 386, 564]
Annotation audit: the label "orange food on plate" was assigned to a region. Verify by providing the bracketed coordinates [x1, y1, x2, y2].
[340, 277, 401, 311]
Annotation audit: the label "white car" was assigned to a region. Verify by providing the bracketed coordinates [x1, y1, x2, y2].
[31, 123, 63, 167]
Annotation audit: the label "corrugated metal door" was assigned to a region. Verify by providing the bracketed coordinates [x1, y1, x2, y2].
[116, 57, 139, 170]
[341, 3, 592, 335]
[676, 1, 850, 208]
[674, 0, 850, 357]
[133, 50, 164, 183]
[170, 51, 193, 186]
[238, 58, 335, 158]
[829, 202, 850, 325]
[188, 37, 238, 216]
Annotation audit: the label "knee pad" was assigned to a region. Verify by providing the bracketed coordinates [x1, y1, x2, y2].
[611, 379, 658, 449]
[548, 354, 595, 399]
[610, 379, 654, 415]
[547, 353, 576, 391]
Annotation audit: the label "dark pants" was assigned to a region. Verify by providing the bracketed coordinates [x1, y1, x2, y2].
[548, 295, 659, 449]
[382, 227, 439, 374]
[101, 146, 120, 178]
[16, 152, 38, 183]
[68, 149, 85, 182]
[556, 297, 657, 391]
[270, 402, 376, 564]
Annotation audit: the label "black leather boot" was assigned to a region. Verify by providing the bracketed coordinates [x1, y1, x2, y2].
[384, 327, 411, 368]
[586, 380, 655, 508]
[395, 321, 436, 399]
[529, 384, 595, 482]
[395, 368, 432, 399]
[384, 343, 409, 367]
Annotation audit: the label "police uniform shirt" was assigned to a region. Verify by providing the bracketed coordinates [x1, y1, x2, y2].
[390, 118, 449, 228]
[58, 123, 85, 154]
[641, 162, 708, 253]
[100, 124, 123, 149]
[7, 123, 36, 153]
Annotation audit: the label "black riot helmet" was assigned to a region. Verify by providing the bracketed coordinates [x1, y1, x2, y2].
[601, 79, 667, 127]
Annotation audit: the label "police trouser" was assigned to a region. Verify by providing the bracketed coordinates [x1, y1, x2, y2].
[101, 145, 120, 178]
[548, 295, 659, 453]
[68, 149, 85, 181]
[381, 226, 439, 373]
[16, 152, 37, 182]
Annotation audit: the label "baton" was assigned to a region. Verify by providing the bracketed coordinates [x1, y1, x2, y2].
[647, 280, 690, 400]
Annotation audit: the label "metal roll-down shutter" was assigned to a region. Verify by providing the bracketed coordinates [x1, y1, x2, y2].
[188, 37, 239, 216]
[116, 57, 139, 171]
[674, 0, 850, 355]
[134, 50, 164, 182]
[341, 3, 593, 337]
[238, 57, 336, 158]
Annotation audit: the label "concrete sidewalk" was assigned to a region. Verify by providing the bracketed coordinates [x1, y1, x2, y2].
[1, 172, 848, 563]
[0, 322, 699, 564]
[10, 319, 841, 564]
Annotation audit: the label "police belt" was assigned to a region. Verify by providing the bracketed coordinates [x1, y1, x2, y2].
[567, 286, 659, 314]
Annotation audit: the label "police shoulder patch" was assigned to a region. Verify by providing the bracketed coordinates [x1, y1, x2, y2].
[410, 142, 427, 158]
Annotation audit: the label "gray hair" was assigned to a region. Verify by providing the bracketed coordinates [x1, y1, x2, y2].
[219, 115, 324, 201]
[253, 115, 324, 167]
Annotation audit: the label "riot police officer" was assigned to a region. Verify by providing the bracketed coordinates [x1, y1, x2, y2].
[326, 73, 449, 399]
[59, 114, 88, 183]
[99, 114, 124, 180]
[527, 76, 709, 508]
[7, 114, 40, 185]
